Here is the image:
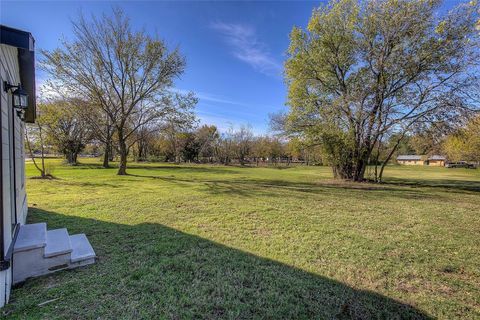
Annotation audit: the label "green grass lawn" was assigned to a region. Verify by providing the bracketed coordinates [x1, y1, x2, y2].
[3, 160, 480, 319]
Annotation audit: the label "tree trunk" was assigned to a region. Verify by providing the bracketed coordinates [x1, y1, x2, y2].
[108, 145, 114, 161]
[378, 131, 409, 182]
[355, 158, 368, 181]
[117, 137, 128, 175]
[378, 142, 400, 182]
[25, 126, 46, 178]
[102, 140, 110, 168]
[103, 149, 110, 168]
[66, 151, 78, 165]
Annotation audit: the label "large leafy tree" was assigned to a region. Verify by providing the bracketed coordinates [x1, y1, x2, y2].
[442, 115, 480, 162]
[285, 0, 479, 181]
[39, 99, 92, 165]
[41, 8, 196, 175]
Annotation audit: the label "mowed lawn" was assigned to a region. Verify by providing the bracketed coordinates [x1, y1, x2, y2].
[3, 160, 480, 319]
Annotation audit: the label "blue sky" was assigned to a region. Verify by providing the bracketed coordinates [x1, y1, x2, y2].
[1, 0, 323, 134]
[1, 0, 464, 133]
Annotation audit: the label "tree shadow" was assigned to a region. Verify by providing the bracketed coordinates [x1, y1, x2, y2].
[5, 208, 433, 319]
[125, 173, 442, 200]
[128, 164, 243, 175]
[72, 162, 117, 170]
[62, 181, 123, 189]
[383, 177, 480, 193]
[55, 163, 480, 194]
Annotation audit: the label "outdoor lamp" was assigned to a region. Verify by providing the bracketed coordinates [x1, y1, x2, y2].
[3, 81, 28, 110]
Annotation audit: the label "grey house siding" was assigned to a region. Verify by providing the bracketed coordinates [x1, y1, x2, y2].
[0, 43, 28, 308]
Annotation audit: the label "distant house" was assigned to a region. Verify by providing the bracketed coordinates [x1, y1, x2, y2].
[426, 155, 446, 166]
[397, 155, 447, 166]
[397, 155, 424, 165]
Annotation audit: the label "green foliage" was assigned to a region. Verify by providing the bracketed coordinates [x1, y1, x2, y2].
[284, 0, 479, 181]
[36, 99, 91, 165]
[443, 116, 480, 162]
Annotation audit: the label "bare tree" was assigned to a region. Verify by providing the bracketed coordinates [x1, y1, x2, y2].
[25, 123, 48, 178]
[75, 99, 116, 168]
[41, 8, 195, 174]
[233, 125, 254, 165]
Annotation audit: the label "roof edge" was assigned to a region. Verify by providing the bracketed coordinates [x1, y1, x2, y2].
[0, 25, 35, 51]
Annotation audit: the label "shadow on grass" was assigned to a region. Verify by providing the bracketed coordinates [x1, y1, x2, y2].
[129, 164, 243, 175]
[126, 173, 441, 200]
[5, 207, 432, 319]
[384, 177, 480, 193]
[72, 162, 118, 170]
[63, 181, 123, 189]
[53, 162, 480, 193]
[73, 162, 245, 175]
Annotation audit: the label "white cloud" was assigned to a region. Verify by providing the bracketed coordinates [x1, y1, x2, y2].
[196, 92, 247, 106]
[173, 88, 274, 110]
[172, 88, 248, 106]
[211, 22, 282, 77]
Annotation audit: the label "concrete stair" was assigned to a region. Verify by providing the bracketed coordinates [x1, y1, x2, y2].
[13, 223, 96, 284]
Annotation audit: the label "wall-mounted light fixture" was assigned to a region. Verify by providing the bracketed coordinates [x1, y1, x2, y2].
[3, 81, 28, 120]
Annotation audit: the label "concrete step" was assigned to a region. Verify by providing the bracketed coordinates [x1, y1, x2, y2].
[44, 228, 72, 258]
[14, 223, 47, 253]
[69, 234, 96, 264]
[13, 224, 96, 284]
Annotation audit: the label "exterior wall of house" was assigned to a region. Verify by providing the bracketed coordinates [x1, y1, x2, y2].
[428, 160, 445, 166]
[398, 160, 424, 165]
[0, 43, 28, 308]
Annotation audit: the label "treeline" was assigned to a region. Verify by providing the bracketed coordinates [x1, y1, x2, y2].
[126, 125, 325, 165]
[26, 99, 324, 167]
[31, 102, 477, 171]
[26, 3, 479, 179]
[27, 97, 479, 172]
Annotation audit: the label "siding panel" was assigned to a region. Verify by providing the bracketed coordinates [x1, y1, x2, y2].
[0, 43, 25, 307]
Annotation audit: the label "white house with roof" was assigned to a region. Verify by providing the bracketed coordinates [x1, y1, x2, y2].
[1, 25, 95, 308]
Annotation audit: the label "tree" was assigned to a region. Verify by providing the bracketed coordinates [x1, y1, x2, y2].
[75, 99, 116, 168]
[251, 136, 286, 165]
[41, 8, 196, 175]
[161, 108, 198, 163]
[285, 0, 479, 181]
[216, 128, 235, 165]
[39, 99, 91, 165]
[132, 124, 156, 162]
[407, 122, 452, 156]
[179, 132, 200, 162]
[442, 115, 480, 162]
[25, 120, 48, 178]
[232, 125, 254, 165]
[251, 136, 270, 165]
[195, 125, 219, 162]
